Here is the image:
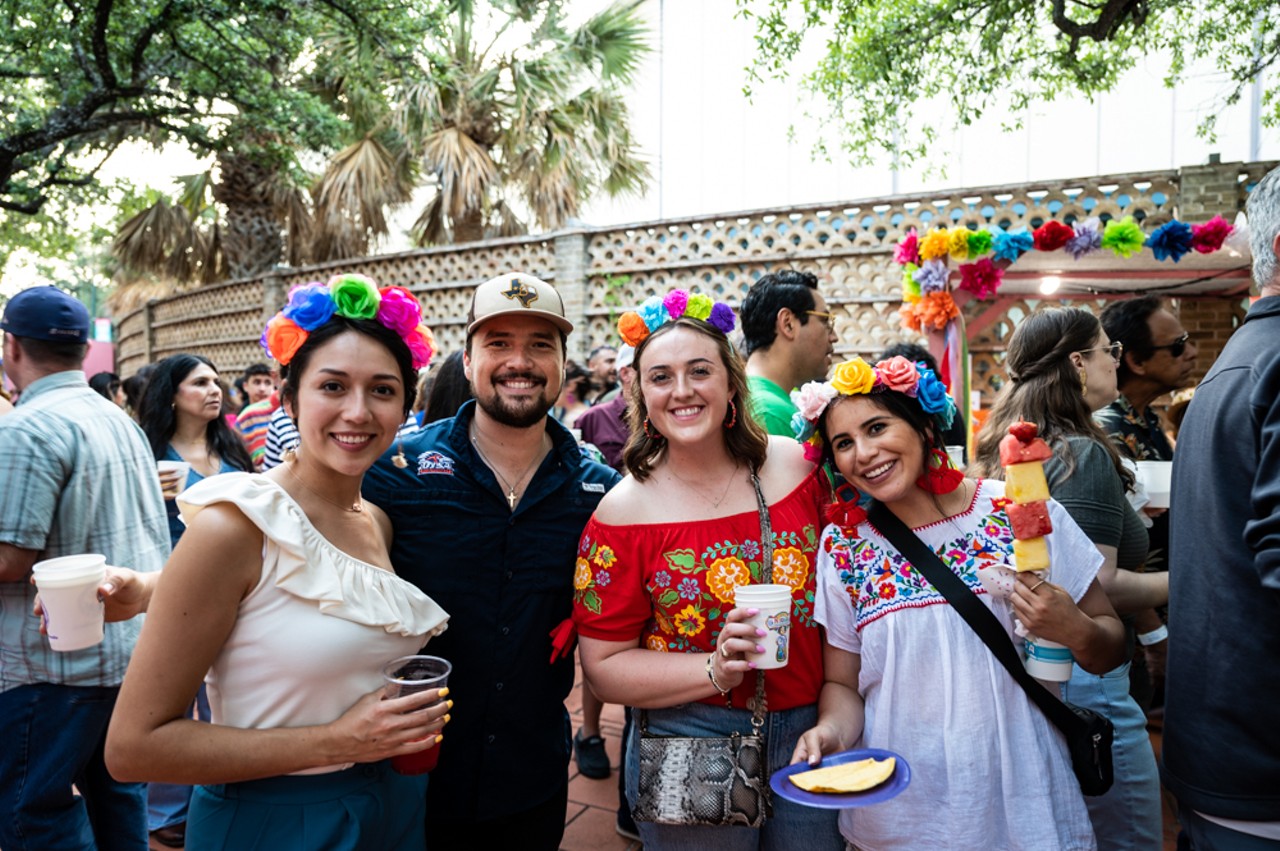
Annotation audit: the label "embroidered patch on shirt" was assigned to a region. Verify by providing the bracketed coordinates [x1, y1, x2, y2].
[416, 451, 456, 475]
[581, 482, 606, 493]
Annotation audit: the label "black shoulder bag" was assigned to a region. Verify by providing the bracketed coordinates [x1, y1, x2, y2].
[867, 500, 1114, 796]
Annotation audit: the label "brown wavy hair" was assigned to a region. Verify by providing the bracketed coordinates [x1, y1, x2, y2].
[623, 317, 769, 481]
[972, 307, 1133, 489]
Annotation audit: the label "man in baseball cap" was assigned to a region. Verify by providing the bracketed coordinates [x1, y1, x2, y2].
[1, 285, 92, 343]
[0, 285, 169, 850]
[365, 272, 618, 850]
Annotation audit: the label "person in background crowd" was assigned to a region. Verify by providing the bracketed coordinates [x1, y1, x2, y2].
[1097, 294, 1196, 715]
[1163, 164, 1280, 849]
[104, 277, 451, 850]
[740, 269, 836, 435]
[260, 404, 300, 471]
[0, 285, 169, 851]
[422, 350, 474, 425]
[575, 297, 843, 850]
[552, 360, 593, 428]
[240, 362, 275, 409]
[365, 273, 619, 850]
[90, 371, 127, 407]
[879, 342, 969, 459]
[122, 363, 157, 419]
[139, 355, 254, 546]
[799, 353, 1124, 850]
[586, 344, 619, 404]
[576, 344, 635, 474]
[974, 308, 1165, 850]
[235, 388, 281, 471]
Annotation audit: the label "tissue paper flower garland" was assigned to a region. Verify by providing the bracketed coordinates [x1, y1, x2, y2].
[893, 214, 1236, 331]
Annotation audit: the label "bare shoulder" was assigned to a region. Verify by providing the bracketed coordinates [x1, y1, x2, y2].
[173, 501, 263, 591]
[592, 475, 652, 525]
[364, 500, 393, 544]
[757, 436, 814, 495]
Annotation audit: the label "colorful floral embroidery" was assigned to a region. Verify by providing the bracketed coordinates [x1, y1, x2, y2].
[706, 556, 752, 603]
[574, 558, 592, 591]
[673, 604, 707, 637]
[646, 634, 669, 652]
[825, 506, 1013, 631]
[772, 546, 809, 589]
[593, 545, 616, 568]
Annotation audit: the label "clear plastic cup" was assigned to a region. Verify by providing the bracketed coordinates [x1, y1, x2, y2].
[382, 655, 451, 775]
[32, 554, 107, 652]
[733, 584, 793, 669]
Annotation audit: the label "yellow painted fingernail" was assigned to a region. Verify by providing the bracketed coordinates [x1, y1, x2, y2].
[438, 687, 449, 698]
[442, 714, 451, 724]
[434, 734, 444, 744]
[446, 699, 454, 710]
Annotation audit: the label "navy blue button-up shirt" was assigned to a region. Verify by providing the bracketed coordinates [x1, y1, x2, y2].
[364, 401, 620, 821]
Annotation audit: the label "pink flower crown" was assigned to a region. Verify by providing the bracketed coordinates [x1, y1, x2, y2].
[261, 274, 437, 370]
[790, 356, 958, 463]
[616, 289, 736, 348]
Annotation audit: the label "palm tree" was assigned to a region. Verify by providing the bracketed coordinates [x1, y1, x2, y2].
[392, 0, 651, 244]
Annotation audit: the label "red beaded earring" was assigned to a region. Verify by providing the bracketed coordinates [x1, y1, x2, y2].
[723, 399, 738, 429]
[916, 447, 964, 494]
[643, 416, 663, 440]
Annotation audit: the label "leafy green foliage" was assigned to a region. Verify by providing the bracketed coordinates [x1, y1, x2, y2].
[0, 0, 443, 217]
[737, 0, 1280, 165]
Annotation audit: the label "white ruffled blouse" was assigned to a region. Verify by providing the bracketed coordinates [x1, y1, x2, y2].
[178, 473, 449, 774]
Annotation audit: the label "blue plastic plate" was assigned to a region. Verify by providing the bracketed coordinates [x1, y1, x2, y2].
[770, 747, 910, 809]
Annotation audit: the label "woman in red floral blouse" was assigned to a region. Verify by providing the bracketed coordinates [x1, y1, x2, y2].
[572, 293, 842, 850]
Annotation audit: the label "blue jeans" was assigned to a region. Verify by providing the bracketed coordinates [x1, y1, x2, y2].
[625, 700, 843, 851]
[0, 683, 148, 851]
[147, 683, 212, 831]
[1063, 661, 1162, 851]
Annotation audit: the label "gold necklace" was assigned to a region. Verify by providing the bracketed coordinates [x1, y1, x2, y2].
[470, 425, 547, 511]
[668, 462, 740, 510]
[286, 462, 363, 513]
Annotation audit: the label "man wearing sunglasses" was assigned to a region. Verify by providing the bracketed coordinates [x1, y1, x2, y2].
[1096, 295, 1197, 720]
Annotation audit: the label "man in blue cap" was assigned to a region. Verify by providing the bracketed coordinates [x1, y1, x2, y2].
[0, 286, 169, 850]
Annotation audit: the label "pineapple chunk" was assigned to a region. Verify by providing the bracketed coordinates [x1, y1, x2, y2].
[1013, 536, 1051, 572]
[1005, 461, 1050, 503]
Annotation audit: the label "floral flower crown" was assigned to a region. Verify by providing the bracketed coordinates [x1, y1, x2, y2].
[261, 274, 437, 370]
[616, 289, 736, 347]
[789, 356, 958, 463]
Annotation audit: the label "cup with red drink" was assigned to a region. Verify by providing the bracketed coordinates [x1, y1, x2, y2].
[382, 655, 451, 775]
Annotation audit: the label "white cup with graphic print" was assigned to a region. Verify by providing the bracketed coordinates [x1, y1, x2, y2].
[733, 584, 793, 669]
[32, 554, 107, 652]
[157, 460, 190, 499]
[1024, 636, 1074, 682]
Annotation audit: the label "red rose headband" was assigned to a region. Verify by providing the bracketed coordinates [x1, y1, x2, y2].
[261, 274, 437, 370]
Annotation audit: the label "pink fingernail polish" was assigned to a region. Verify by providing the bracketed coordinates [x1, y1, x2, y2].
[756, 645, 765, 653]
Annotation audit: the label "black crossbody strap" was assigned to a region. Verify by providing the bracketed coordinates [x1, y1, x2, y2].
[866, 500, 1082, 735]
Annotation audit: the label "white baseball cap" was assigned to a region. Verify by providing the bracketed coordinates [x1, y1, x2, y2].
[467, 273, 574, 335]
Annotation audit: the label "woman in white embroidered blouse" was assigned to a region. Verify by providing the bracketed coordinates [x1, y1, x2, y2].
[787, 356, 1126, 851]
[103, 280, 450, 850]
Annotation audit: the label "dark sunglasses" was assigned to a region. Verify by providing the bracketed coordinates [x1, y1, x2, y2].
[1150, 332, 1191, 358]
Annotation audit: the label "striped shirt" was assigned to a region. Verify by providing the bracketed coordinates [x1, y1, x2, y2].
[0, 371, 169, 692]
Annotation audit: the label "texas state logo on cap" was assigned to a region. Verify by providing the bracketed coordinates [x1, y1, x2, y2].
[466, 273, 574, 335]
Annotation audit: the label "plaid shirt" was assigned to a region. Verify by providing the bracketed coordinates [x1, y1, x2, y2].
[0, 371, 169, 692]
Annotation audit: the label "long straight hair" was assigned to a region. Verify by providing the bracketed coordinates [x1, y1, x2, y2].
[138, 354, 254, 473]
[972, 307, 1133, 489]
[623, 317, 768, 481]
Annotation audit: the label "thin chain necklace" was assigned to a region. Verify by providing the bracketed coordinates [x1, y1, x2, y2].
[470, 424, 547, 511]
[668, 461, 741, 510]
[286, 461, 364, 513]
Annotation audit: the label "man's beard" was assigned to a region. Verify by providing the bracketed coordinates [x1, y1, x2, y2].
[475, 373, 555, 428]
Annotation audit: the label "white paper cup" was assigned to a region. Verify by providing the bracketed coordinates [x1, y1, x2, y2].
[1024, 637, 1074, 682]
[1135, 461, 1172, 509]
[733, 584, 793, 669]
[945, 445, 966, 469]
[157, 460, 191, 498]
[32, 554, 107, 652]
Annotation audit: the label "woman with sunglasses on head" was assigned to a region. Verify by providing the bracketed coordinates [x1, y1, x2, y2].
[572, 291, 843, 850]
[105, 277, 450, 850]
[792, 353, 1125, 850]
[974, 307, 1167, 851]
